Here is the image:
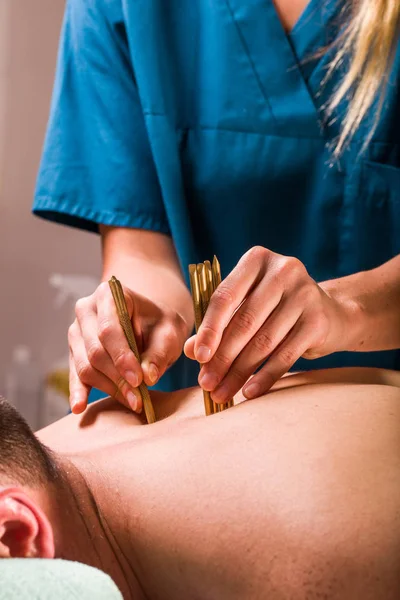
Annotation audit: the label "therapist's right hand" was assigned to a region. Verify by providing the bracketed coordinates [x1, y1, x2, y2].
[68, 281, 189, 414]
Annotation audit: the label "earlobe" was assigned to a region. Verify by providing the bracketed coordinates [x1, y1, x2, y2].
[0, 488, 54, 559]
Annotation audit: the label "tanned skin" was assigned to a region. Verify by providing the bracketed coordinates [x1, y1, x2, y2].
[30, 367, 400, 600]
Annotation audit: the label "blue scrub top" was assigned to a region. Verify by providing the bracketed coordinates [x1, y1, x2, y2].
[34, 0, 400, 391]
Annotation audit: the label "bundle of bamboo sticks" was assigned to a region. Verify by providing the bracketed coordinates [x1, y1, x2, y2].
[189, 256, 234, 416]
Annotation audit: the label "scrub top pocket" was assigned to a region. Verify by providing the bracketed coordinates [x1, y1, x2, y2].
[355, 160, 400, 270]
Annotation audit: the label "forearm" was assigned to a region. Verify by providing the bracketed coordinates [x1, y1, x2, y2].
[100, 225, 194, 333]
[320, 254, 400, 352]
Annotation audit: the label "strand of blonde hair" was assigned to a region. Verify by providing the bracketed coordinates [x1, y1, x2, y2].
[327, 0, 400, 157]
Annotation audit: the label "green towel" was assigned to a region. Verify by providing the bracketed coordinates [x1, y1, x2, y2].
[0, 559, 123, 600]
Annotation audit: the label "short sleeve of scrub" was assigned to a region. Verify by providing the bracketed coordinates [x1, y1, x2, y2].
[33, 0, 170, 235]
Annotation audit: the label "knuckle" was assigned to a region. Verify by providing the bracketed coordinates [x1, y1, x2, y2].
[68, 322, 78, 345]
[162, 336, 178, 358]
[98, 319, 114, 342]
[278, 256, 306, 279]
[155, 324, 179, 357]
[199, 322, 219, 343]
[229, 364, 248, 383]
[287, 255, 305, 272]
[75, 297, 89, 318]
[236, 309, 257, 333]
[163, 324, 179, 346]
[253, 331, 275, 354]
[86, 342, 104, 366]
[114, 351, 130, 371]
[97, 281, 109, 297]
[213, 285, 235, 308]
[214, 351, 232, 368]
[76, 360, 93, 384]
[151, 348, 169, 367]
[277, 346, 297, 366]
[247, 245, 268, 262]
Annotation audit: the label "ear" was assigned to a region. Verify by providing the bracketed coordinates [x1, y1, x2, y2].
[0, 488, 54, 558]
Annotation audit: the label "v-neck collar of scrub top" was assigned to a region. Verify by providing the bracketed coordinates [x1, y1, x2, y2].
[224, 0, 340, 138]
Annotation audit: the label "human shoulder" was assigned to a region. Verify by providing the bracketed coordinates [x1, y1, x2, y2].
[37, 397, 142, 454]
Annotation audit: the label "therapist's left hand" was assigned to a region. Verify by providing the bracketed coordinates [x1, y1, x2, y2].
[184, 246, 354, 402]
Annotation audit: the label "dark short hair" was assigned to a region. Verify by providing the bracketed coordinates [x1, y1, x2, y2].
[0, 397, 58, 486]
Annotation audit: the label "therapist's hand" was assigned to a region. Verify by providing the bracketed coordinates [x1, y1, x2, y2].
[68, 282, 189, 414]
[184, 247, 356, 402]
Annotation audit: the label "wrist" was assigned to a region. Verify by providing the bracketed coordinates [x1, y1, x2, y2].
[320, 277, 368, 352]
[103, 255, 193, 325]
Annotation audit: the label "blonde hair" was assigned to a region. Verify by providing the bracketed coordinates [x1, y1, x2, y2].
[327, 0, 400, 157]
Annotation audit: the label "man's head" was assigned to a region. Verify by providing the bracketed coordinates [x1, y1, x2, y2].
[0, 397, 56, 558]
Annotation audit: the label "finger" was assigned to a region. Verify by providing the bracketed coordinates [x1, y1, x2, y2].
[141, 319, 184, 386]
[79, 303, 135, 390]
[198, 278, 283, 392]
[69, 322, 142, 413]
[69, 349, 90, 414]
[194, 247, 269, 363]
[242, 317, 316, 398]
[210, 297, 302, 402]
[183, 335, 196, 359]
[96, 282, 143, 389]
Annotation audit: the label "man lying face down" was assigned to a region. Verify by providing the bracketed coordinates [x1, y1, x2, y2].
[0, 367, 399, 600]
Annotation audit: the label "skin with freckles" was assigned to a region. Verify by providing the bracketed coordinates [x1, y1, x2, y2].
[1, 367, 396, 599]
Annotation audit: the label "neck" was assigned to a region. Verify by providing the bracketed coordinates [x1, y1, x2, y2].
[46, 454, 141, 600]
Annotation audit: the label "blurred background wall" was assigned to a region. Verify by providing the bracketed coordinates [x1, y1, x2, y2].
[0, 0, 100, 422]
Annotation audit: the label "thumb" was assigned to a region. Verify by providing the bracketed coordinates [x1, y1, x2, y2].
[140, 321, 184, 387]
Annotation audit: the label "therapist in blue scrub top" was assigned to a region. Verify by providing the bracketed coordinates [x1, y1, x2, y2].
[34, 0, 400, 415]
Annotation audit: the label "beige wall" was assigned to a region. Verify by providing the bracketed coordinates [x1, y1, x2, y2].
[0, 0, 100, 392]
[0, 0, 10, 179]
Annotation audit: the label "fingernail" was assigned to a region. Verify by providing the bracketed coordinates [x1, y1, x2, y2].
[198, 371, 219, 391]
[196, 345, 211, 363]
[243, 382, 261, 399]
[125, 370, 139, 388]
[148, 363, 159, 385]
[126, 390, 138, 412]
[211, 383, 230, 403]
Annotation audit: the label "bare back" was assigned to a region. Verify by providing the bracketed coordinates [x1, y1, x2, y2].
[39, 368, 400, 599]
